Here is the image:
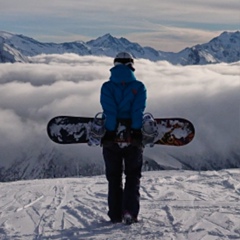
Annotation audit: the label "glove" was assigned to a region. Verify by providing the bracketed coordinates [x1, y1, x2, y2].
[130, 129, 143, 147]
[101, 131, 116, 147]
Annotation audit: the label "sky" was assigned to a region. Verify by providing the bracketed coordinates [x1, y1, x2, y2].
[0, 55, 239, 171]
[0, 0, 240, 51]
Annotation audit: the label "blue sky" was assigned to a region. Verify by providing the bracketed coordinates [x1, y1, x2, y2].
[1, 0, 239, 52]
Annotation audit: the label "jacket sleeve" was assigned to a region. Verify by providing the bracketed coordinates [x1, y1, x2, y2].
[131, 82, 147, 129]
[100, 82, 118, 131]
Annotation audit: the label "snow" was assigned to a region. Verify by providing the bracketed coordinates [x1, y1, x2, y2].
[0, 170, 239, 239]
[1, 30, 240, 64]
[0, 31, 239, 239]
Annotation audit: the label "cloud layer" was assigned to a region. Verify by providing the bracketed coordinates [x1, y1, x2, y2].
[0, 54, 239, 171]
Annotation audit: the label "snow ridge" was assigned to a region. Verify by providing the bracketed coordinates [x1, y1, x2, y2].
[0, 30, 239, 64]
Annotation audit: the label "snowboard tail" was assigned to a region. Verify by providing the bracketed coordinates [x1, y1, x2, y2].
[47, 115, 195, 147]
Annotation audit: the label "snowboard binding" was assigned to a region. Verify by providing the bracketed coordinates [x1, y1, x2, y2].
[88, 112, 106, 146]
[142, 113, 158, 147]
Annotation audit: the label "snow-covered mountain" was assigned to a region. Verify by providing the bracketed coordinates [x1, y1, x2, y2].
[0, 30, 239, 64]
[173, 31, 240, 65]
[0, 32, 28, 63]
[0, 147, 175, 182]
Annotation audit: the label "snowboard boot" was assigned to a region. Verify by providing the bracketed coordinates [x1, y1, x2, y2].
[142, 113, 158, 147]
[88, 112, 106, 146]
[123, 212, 138, 225]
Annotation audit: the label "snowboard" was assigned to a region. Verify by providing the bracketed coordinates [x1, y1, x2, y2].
[47, 115, 195, 147]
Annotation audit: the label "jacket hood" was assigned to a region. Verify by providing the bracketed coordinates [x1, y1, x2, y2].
[109, 64, 136, 83]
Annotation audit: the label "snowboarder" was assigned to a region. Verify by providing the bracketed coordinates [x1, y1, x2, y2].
[100, 52, 147, 224]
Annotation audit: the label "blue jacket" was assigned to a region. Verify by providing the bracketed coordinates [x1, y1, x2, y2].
[100, 64, 147, 131]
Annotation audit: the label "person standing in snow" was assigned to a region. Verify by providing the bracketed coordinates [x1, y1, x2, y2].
[100, 52, 147, 224]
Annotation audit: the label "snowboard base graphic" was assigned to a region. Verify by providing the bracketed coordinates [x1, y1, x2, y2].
[47, 115, 195, 147]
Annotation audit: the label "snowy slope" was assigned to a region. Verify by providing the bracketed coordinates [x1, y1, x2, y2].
[173, 31, 240, 65]
[0, 170, 239, 240]
[0, 34, 28, 63]
[0, 31, 90, 60]
[0, 30, 239, 64]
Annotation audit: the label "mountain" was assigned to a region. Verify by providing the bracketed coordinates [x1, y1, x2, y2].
[0, 30, 239, 64]
[0, 32, 28, 63]
[174, 31, 240, 65]
[0, 147, 176, 182]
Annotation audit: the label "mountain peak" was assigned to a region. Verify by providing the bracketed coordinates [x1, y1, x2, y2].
[101, 33, 114, 39]
[0, 30, 15, 40]
[210, 31, 240, 43]
[86, 33, 117, 46]
[220, 30, 240, 37]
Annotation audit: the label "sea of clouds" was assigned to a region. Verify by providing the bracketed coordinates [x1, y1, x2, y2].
[0, 54, 239, 173]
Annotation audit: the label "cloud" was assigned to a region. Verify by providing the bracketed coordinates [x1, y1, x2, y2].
[126, 27, 222, 51]
[1, 0, 239, 51]
[0, 54, 239, 171]
[2, 0, 239, 19]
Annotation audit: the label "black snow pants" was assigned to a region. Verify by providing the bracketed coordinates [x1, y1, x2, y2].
[103, 144, 143, 221]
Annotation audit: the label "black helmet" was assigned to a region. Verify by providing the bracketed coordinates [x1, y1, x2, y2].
[114, 52, 134, 66]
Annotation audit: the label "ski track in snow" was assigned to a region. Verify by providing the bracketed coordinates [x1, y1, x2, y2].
[0, 170, 240, 240]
